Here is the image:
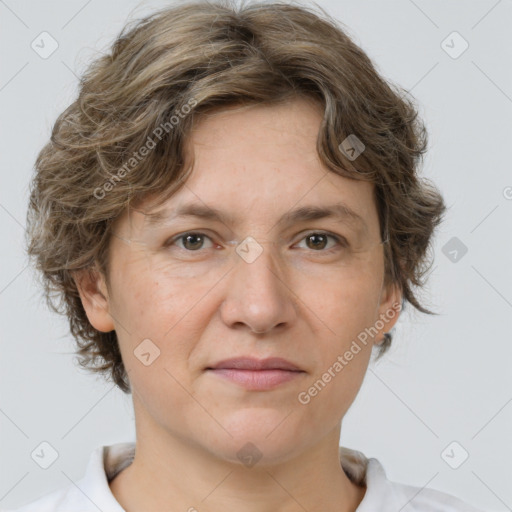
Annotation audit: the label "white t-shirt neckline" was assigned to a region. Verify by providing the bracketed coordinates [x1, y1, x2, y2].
[4, 442, 482, 511]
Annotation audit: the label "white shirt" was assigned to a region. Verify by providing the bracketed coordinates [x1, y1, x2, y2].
[3, 442, 483, 512]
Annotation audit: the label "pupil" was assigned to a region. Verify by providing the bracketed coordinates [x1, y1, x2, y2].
[184, 234, 203, 250]
[308, 234, 327, 250]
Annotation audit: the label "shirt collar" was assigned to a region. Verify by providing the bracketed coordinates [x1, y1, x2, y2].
[69, 442, 393, 511]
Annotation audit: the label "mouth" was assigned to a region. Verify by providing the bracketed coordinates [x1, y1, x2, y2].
[205, 357, 305, 390]
[206, 356, 303, 372]
[205, 368, 305, 390]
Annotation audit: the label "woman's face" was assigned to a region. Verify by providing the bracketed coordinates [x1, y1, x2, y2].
[79, 97, 401, 465]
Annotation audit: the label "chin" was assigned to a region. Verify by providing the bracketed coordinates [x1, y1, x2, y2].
[205, 412, 308, 466]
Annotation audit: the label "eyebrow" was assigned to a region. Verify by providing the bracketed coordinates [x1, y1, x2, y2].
[142, 201, 367, 232]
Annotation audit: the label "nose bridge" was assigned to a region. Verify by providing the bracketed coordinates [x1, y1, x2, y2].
[220, 236, 296, 333]
[236, 236, 282, 288]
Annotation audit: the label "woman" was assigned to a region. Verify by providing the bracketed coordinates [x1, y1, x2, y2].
[13, 1, 482, 510]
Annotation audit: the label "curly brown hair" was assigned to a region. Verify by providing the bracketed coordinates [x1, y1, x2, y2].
[25, 0, 446, 394]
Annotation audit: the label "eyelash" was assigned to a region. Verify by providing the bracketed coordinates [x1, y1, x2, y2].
[165, 231, 348, 255]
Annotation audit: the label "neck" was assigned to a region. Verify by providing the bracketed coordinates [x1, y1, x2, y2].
[109, 399, 366, 512]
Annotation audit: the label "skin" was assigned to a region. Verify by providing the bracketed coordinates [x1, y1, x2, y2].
[74, 96, 402, 512]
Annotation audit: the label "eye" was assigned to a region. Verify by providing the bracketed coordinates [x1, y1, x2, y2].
[166, 231, 215, 251]
[295, 231, 347, 253]
[164, 230, 348, 254]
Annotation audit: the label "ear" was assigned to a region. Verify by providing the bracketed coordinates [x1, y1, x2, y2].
[375, 280, 402, 344]
[72, 266, 115, 333]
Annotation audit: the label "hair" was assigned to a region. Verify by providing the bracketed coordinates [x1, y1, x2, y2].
[26, 0, 446, 394]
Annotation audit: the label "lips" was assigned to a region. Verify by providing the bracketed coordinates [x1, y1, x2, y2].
[205, 357, 305, 390]
[206, 357, 303, 372]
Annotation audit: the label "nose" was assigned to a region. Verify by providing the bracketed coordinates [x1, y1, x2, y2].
[219, 240, 297, 335]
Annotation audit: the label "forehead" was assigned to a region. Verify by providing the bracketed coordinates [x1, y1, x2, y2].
[116, 97, 379, 236]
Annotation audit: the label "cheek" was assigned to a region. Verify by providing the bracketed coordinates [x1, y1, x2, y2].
[110, 262, 211, 379]
[295, 273, 380, 409]
[291, 346, 371, 451]
[110, 254, 205, 334]
[298, 268, 382, 336]
[114, 280, 199, 421]
[300, 335, 372, 429]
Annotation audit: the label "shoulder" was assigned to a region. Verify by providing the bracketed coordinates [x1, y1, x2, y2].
[339, 447, 484, 512]
[1, 484, 82, 512]
[2, 443, 133, 512]
[369, 464, 484, 512]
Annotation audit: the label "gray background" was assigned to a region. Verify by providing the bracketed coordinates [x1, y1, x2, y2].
[1, 0, 511, 510]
